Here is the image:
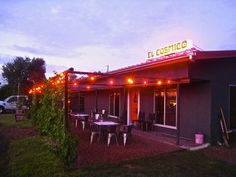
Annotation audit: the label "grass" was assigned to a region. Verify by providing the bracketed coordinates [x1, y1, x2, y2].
[0, 114, 32, 128]
[74, 151, 236, 177]
[0, 114, 236, 177]
[8, 137, 66, 177]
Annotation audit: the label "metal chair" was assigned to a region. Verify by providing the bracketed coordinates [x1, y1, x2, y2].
[144, 113, 156, 131]
[119, 124, 133, 146]
[107, 125, 119, 147]
[90, 124, 100, 144]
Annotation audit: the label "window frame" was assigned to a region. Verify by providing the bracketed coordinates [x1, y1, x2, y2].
[109, 92, 120, 116]
[154, 87, 177, 129]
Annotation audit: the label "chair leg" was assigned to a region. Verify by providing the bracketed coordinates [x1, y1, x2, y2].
[75, 119, 78, 128]
[81, 121, 85, 130]
[123, 133, 127, 146]
[90, 132, 94, 144]
[90, 132, 98, 144]
[115, 135, 119, 146]
[107, 133, 119, 146]
[107, 133, 112, 146]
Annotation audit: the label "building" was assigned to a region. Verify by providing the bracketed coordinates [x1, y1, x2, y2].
[69, 40, 236, 143]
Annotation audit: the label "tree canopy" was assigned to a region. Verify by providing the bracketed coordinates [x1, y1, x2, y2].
[1, 56, 46, 96]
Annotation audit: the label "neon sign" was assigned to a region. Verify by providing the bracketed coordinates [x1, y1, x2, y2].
[147, 40, 193, 59]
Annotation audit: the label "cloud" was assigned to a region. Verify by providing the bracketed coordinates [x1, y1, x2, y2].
[45, 64, 68, 78]
[0, 54, 13, 65]
[11, 45, 42, 55]
[1, 0, 236, 80]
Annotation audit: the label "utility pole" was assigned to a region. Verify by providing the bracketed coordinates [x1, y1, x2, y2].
[106, 65, 109, 72]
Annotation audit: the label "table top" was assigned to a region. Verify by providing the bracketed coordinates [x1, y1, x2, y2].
[70, 113, 89, 117]
[94, 121, 119, 126]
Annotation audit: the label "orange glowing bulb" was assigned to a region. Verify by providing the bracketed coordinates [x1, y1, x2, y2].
[144, 81, 147, 85]
[87, 86, 90, 89]
[73, 82, 77, 86]
[110, 80, 114, 84]
[157, 80, 162, 85]
[167, 80, 171, 84]
[127, 78, 133, 84]
[90, 76, 95, 81]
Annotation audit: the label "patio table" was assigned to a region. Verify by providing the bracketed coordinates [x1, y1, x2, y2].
[70, 113, 89, 130]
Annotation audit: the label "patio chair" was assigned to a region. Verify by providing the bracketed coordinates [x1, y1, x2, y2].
[135, 111, 145, 130]
[144, 113, 156, 131]
[101, 109, 108, 120]
[90, 124, 100, 144]
[107, 125, 119, 147]
[119, 124, 133, 146]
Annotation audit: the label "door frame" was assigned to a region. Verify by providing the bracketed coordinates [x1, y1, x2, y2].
[127, 88, 140, 125]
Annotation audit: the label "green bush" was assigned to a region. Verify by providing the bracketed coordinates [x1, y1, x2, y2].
[29, 82, 78, 167]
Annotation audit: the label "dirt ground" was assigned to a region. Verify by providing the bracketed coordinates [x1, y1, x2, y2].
[1, 125, 236, 167]
[73, 127, 180, 167]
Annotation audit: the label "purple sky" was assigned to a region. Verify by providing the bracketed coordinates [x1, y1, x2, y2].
[1, 0, 236, 83]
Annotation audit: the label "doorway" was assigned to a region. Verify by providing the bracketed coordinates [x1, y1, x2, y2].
[129, 89, 139, 123]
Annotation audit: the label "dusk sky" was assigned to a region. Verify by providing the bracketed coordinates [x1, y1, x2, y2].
[1, 0, 236, 83]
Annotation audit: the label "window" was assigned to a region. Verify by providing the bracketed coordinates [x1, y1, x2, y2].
[154, 87, 176, 128]
[7, 97, 17, 103]
[109, 92, 120, 116]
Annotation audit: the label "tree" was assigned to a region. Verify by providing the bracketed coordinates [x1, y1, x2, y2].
[0, 85, 13, 100]
[2, 56, 46, 95]
[28, 58, 46, 84]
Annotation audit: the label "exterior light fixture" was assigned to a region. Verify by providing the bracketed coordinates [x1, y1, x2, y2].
[90, 76, 95, 81]
[109, 80, 114, 85]
[143, 80, 147, 85]
[157, 80, 162, 85]
[86, 86, 91, 89]
[73, 82, 77, 86]
[167, 80, 171, 84]
[127, 78, 134, 84]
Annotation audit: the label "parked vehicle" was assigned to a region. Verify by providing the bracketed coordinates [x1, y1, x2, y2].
[0, 95, 29, 114]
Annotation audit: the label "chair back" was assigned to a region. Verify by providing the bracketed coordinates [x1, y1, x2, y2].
[148, 113, 156, 122]
[95, 114, 100, 120]
[138, 111, 145, 121]
[126, 125, 133, 134]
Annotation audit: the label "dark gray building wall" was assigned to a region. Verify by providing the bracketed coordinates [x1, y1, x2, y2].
[96, 90, 109, 113]
[83, 91, 97, 114]
[189, 58, 236, 142]
[179, 82, 211, 141]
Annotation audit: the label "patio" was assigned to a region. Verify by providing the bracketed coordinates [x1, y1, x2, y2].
[72, 123, 184, 167]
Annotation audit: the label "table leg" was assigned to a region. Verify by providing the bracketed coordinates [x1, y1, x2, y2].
[82, 121, 85, 130]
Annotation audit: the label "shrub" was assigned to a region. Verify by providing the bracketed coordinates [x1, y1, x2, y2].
[29, 81, 78, 167]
